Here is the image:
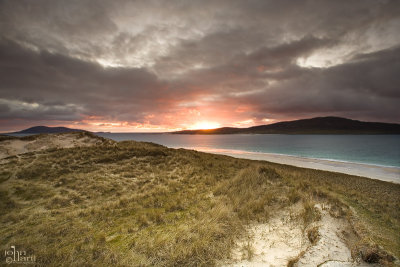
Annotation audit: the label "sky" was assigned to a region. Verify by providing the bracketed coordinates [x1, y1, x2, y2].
[0, 0, 399, 132]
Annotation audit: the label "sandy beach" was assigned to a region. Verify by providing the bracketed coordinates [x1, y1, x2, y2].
[2, 134, 398, 183]
[187, 147, 400, 184]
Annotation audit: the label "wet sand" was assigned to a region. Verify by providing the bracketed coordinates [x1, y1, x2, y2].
[187, 147, 400, 184]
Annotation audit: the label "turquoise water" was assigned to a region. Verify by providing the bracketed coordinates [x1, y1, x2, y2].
[97, 133, 400, 168]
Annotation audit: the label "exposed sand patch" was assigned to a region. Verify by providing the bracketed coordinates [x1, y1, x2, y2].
[297, 204, 358, 267]
[222, 203, 369, 267]
[222, 203, 307, 266]
[0, 132, 112, 159]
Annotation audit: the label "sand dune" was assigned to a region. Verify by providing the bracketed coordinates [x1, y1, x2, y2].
[0, 132, 113, 159]
[222, 203, 373, 267]
[0, 133, 397, 265]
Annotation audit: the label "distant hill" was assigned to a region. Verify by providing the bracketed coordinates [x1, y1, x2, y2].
[10, 126, 87, 134]
[174, 117, 400, 134]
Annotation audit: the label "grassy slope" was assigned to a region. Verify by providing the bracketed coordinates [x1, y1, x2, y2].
[0, 139, 399, 266]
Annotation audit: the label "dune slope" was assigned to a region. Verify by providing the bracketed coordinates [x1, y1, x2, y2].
[0, 133, 398, 266]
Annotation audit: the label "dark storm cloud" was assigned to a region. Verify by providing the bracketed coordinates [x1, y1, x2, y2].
[0, 38, 169, 122]
[0, 0, 399, 131]
[241, 46, 400, 121]
[160, 35, 333, 98]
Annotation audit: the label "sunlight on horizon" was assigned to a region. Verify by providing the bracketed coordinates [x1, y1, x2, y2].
[188, 121, 221, 130]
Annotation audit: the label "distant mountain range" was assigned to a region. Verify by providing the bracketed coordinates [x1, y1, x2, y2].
[9, 126, 87, 134]
[4, 117, 400, 135]
[174, 117, 400, 134]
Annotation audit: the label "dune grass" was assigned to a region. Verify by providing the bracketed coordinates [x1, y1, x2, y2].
[0, 137, 399, 266]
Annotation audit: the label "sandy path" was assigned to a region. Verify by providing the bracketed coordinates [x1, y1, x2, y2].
[297, 204, 353, 266]
[222, 203, 369, 267]
[222, 204, 307, 266]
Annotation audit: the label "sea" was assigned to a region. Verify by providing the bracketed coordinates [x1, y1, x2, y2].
[96, 133, 400, 168]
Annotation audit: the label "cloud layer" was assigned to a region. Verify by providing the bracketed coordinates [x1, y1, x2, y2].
[0, 0, 399, 131]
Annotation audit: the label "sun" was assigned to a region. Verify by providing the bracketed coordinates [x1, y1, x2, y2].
[189, 121, 221, 130]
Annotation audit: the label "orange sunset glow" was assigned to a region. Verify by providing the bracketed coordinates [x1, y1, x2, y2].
[0, 0, 399, 133]
[1, 2, 400, 266]
[189, 121, 221, 130]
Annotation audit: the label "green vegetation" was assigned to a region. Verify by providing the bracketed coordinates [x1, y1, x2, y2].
[0, 137, 399, 266]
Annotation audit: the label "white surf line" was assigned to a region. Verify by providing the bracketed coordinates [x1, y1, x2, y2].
[179, 147, 400, 184]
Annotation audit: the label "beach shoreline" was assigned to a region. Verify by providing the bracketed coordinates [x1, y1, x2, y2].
[183, 147, 400, 184]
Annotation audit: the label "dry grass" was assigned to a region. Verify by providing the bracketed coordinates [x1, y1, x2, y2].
[287, 251, 306, 267]
[301, 199, 322, 227]
[307, 226, 320, 245]
[0, 134, 399, 266]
